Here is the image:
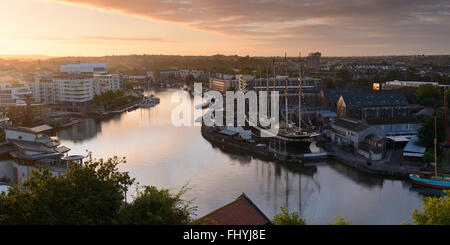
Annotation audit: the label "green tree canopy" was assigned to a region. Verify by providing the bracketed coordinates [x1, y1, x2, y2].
[272, 206, 306, 225]
[334, 69, 352, 87]
[118, 185, 196, 225]
[410, 190, 450, 225]
[0, 154, 195, 225]
[417, 110, 446, 148]
[322, 77, 336, 89]
[383, 69, 402, 82]
[415, 84, 443, 107]
[330, 216, 352, 225]
[0, 154, 134, 225]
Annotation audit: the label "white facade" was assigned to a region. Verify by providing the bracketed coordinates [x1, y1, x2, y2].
[178, 69, 204, 79]
[4, 129, 36, 141]
[34, 72, 122, 105]
[54, 75, 95, 104]
[93, 73, 121, 94]
[60, 63, 107, 73]
[0, 82, 33, 105]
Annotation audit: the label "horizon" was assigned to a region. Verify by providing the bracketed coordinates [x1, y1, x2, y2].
[1, 0, 450, 57]
[2, 53, 450, 61]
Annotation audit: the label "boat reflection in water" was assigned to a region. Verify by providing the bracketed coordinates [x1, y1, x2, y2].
[409, 186, 446, 197]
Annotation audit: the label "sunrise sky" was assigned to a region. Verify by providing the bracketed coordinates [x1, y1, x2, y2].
[1, 0, 449, 57]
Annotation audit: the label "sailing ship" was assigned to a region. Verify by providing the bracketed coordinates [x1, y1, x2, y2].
[249, 53, 320, 149]
[409, 116, 450, 189]
[139, 77, 160, 108]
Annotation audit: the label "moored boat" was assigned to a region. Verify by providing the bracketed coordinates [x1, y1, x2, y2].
[409, 172, 450, 189]
[409, 116, 450, 189]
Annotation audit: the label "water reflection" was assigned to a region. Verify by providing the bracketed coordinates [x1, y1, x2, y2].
[328, 161, 386, 188]
[57, 118, 102, 143]
[56, 89, 424, 224]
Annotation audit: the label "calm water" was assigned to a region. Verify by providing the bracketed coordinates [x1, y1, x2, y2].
[56, 89, 430, 225]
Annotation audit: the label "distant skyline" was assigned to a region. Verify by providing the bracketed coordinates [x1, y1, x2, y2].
[1, 0, 450, 57]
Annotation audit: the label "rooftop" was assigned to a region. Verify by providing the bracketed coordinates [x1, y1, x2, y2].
[403, 136, 426, 155]
[323, 88, 366, 100]
[341, 93, 408, 106]
[194, 193, 271, 225]
[2, 124, 53, 134]
[332, 117, 369, 132]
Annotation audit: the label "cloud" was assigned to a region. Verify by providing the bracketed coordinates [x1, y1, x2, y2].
[51, 0, 450, 53]
[10, 35, 168, 43]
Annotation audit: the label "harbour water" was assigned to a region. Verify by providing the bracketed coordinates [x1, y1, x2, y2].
[56, 88, 431, 225]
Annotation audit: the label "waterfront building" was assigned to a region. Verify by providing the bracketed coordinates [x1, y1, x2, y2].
[209, 78, 238, 93]
[0, 125, 79, 183]
[93, 73, 121, 94]
[0, 82, 33, 105]
[330, 117, 386, 160]
[48, 73, 95, 106]
[193, 193, 271, 225]
[178, 69, 204, 79]
[403, 136, 426, 158]
[158, 68, 178, 80]
[320, 88, 366, 112]
[337, 93, 409, 121]
[34, 65, 122, 106]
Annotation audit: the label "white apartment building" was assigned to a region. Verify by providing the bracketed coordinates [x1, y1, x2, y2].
[178, 69, 204, 79]
[54, 73, 95, 106]
[93, 73, 121, 94]
[0, 82, 33, 105]
[60, 63, 107, 73]
[33, 63, 122, 106]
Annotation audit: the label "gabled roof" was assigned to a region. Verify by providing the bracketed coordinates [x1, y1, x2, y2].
[194, 193, 271, 225]
[323, 88, 366, 100]
[9, 139, 56, 153]
[333, 117, 369, 132]
[341, 93, 408, 106]
[2, 125, 35, 134]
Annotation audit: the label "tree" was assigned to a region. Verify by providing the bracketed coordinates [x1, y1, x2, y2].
[322, 77, 336, 89]
[330, 216, 352, 225]
[0, 153, 196, 225]
[118, 185, 196, 225]
[334, 69, 352, 88]
[0, 153, 134, 225]
[272, 206, 306, 225]
[383, 69, 402, 82]
[423, 151, 433, 164]
[410, 190, 450, 225]
[417, 110, 446, 148]
[125, 81, 134, 90]
[416, 84, 442, 107]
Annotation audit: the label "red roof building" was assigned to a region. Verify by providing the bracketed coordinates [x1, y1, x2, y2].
[194, 193, 271, 225]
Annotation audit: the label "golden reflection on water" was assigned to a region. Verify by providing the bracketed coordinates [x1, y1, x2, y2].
[57, 89, 425, 224]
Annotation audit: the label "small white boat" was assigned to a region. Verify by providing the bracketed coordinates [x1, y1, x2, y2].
[139, 95, 160, 108]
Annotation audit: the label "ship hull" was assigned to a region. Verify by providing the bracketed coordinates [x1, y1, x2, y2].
[409, 175, 450, 189]
[250, 126, 313, 151]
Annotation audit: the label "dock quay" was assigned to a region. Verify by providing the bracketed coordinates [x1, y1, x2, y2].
[201, 126, 422, 178]
[323, 142, 422, 178]
[201, 126, 329, 165]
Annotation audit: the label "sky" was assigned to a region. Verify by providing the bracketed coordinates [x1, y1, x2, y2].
[0, 0, 449, 57]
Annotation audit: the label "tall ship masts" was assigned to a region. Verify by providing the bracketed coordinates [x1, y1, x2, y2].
[298, 52, 302, 131]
